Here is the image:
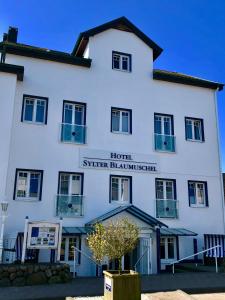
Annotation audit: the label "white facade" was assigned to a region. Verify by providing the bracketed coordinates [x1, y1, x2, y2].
[0, 18, 224, 276]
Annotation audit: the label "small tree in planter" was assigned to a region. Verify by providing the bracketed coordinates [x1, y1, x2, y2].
[87, 218, 140, 300]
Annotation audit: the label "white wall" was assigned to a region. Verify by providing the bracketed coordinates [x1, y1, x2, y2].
[1, 27, 224, 273]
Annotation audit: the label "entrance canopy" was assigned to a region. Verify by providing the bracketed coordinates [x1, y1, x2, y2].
[85, 205, 167, 228]
[160, 228, 197, 236]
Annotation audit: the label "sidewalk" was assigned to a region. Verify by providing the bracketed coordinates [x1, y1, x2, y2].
[1, 272, 225, 300]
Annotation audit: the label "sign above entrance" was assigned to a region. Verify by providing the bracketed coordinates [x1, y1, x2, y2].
[79, 149, 159, 173]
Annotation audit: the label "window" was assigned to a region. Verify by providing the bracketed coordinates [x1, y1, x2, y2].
[61, 101, 86, 144]
[111, 108, 132, 134]
[112, 51, 131, 72]
[22, 95, 48, 124]
[110, 175, 131, 203]
[185, 117, 204, 142]
[14, 169, 43, 201]
[60, 236, 81, 263]
[160, 237, 176, 260]
[188, 181, 208, 207]
[154, 114, 175, 152]
[155, 179, 178, 218]
[58, 172, 83, 195]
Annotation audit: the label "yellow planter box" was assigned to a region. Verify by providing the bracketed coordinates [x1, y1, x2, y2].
[103, 270, 141, 300]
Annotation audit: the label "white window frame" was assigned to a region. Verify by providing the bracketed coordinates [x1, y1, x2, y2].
[160, 237, 176, 262]
[111, 109, 131, 134]
[112, 52, 131, 72]
[15, 170, 42, 201]
[111, 176, 131, 203]
[155, 115, 173, 136]
[60, 236, 80, 263]
[23, 96, 47, 124]
[156, 179, 175, 200]
[63, 102, 85, 125]
[59, 173, 82, 195]
[186, 118, 203, 142]
[189, 181, 206, 207]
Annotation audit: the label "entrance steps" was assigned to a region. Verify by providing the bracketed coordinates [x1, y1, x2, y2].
[68, 290, 195, 300]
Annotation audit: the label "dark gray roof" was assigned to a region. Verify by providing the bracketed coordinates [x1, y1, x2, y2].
[153, 69, 224, 91]
[0, 62, 24, 81]
[62, 227, 92, 235]
[85, 205, 167, 228]
[72, 16, 163, 61]
[160, 228, 197, 236]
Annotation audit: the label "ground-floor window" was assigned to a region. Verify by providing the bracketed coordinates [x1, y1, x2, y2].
[160, 237, 176, 260]
[60, 236, 80, 263]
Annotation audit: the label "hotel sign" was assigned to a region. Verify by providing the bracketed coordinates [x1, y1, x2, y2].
[80, 149, 159, 173]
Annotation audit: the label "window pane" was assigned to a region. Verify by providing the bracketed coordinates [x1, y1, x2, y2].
[112, 110, 120, 131]
[24, 99, 34, 121]
[113, 54, 120, 69]
[168, 238, 175, 259]
[164, 117, 171, 135]
[68, 238, 76, 261]
[36, 100, 45, 123]
[122, 56, 128, 71]
[154, 116, 162, 134]
[196, 183, 205, 205]
[160, 238, 166, 259]
[186, 120, 193, 139]
[64, 104, 73, 124]
[112, 177, 119, 201]
[75, 105, 84, 125]
[121, 178, 129, 202]
[189, 183, 196, 205]
[122, 111, 129, 132]
[29, 173, 40, 198]
[71, 175, 81, 195]
[60, 174, 70, 194]
[194, 121, 201, 140]
[156, 180, 164, 199]
[166, 181, 174, 200]
[17, 172, 28, 197]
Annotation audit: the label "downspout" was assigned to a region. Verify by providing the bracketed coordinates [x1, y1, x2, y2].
[213, 88, 225, 234]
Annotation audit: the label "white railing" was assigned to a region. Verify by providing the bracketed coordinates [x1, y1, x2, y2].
[170, 245, 222, 274]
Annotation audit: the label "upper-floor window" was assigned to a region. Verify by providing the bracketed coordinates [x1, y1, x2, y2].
[14, 169, 43, 201]
[112, 51, 131, 72]
[111, 107, 132, 134]
[22, 95, 48, 124]
[188, 181, 208, 207]
[61, 101, 86, 144]
[154, 113, 175, 152]
[58, 172, 83, 195]
[185, 117, 204, 142]
[110, 175, 132, 203]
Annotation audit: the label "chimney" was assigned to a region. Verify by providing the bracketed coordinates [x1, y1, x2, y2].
[3, 27, 18, 43]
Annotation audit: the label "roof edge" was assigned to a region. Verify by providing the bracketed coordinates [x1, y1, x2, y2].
[153, 69, 224, 91]
[72, 16, 163, 61]
[0, 62, 24, 81]
[0, 42, 92, 68]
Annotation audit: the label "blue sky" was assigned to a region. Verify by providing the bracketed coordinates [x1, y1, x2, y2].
[1, 0, 225, 169]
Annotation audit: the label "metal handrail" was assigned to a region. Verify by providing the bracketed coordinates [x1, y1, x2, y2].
[134, 247, 150, 272]
[170, 245, 222, 274]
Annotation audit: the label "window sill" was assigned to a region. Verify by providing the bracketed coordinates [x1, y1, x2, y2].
[154, 149, 176, 154]
[186, 139, 204, 143]
[22, 121, 46, 126]
[111, 131, 131, 135]
[190, 205, 207, 208]
[14, 198, 40, 202]
[110, 201, 131, 205]
[112, 68, 131, 73]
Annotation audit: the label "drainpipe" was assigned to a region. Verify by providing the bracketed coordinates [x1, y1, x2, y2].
[214, 88, 225, 234]
[156, 226, 161, 274]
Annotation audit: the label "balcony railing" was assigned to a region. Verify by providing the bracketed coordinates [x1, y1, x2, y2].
[61, 123, 86, 144]
[156, 199, 178, 218]
[154, 134, 175, 152]
[56, 195, 84, 217]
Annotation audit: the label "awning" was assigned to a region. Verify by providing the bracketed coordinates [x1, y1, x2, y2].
[62, 227, 92, 235]
[160, 228, 197, 236]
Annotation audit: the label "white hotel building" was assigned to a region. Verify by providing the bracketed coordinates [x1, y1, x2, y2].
[0, 17, 224, 276]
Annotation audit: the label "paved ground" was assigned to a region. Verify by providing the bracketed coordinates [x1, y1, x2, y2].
[1, 272, 225, 300]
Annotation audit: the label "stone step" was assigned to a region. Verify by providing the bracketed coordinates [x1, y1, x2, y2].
[67, 290, 194, 300]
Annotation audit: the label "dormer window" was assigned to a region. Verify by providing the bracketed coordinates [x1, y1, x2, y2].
[112, 51, 131, 72]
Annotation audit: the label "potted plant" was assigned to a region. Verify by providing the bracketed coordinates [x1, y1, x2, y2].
[87, 218, 140, 300]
